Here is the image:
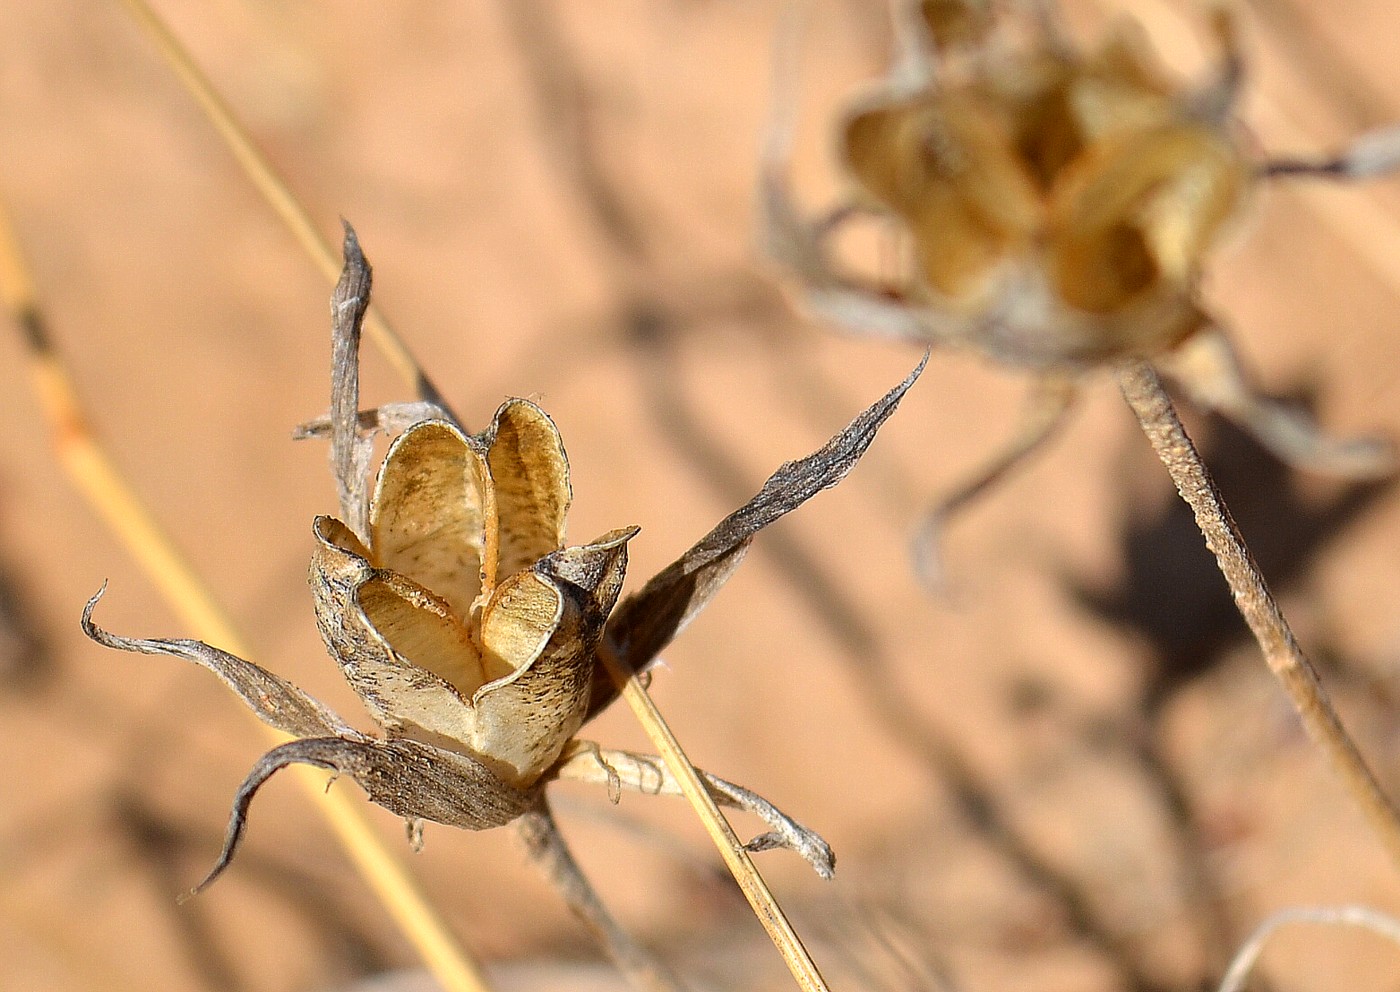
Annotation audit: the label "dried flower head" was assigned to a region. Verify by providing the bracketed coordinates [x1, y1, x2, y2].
[765, 0, 1395, 556]
[83, 225, 923, 893]
[310, 404, 635, 789]
[841, 8, 1244, 364]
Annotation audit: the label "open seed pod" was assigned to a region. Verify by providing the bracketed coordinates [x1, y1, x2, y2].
[839, 11, 1247, 364]
[310, 403, 635, 788]
[82, 225, 922, 894]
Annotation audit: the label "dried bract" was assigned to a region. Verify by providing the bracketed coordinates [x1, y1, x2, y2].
[84, 225, 921, 892]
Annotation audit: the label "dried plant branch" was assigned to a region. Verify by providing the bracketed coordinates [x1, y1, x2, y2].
[0, 198, 498, 992]
[328, 222, 376, 540]
[552, 743, 834, 878]
[516, 802, 689, 992]
[1117, 361, 1400, 867]
[1216, 905, 1400, 992]
[113, 0, 455, 417]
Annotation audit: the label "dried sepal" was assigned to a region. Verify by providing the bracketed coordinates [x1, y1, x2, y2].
[192, 734, 536, 896]
[597, 352, 927, 711]
[328, 223, 376, 540]
[552, 742, 835, 879]
[82, 584, 354, 740]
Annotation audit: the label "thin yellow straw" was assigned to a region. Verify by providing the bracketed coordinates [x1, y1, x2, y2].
[115, 0, 432, 402]
[0, 199, 494, 992]
[601, 648, 832, 992]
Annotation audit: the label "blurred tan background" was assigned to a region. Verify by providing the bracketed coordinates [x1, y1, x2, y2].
[3, 1, 1400, 990]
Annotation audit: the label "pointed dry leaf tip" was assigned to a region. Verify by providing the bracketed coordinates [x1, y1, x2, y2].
[81, 583, 356, 740]
[189, 735, 536, 897]
[83, 583, 526, 890]
[314, 398, 641, 785]
[595, 353, 927, 715]
[330, 222, 375, 539]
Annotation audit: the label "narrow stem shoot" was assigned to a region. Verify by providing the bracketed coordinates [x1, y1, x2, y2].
[1117, 361, 1400, 867]
[517, 803, 689, 992]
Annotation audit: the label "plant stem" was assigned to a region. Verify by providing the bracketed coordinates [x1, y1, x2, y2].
[598, 646, 833, 992]
[516, 802, 689, 992]
[1117, 361, 1400, 867]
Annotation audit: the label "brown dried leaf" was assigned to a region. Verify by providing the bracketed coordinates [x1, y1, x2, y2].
[193, 735, 536, 895]
[594, 354, 926, 718]
[553, 743, 835, 878]
[81, 584, 355, 740]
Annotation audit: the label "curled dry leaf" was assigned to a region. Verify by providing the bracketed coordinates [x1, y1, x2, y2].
[596, 349, 928, 714]
[82, 224, 922, 892]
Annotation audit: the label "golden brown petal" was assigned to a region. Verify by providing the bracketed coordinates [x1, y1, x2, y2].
[471, 528, 634, 786]
[358, 575, 485, 697]
[370, 419, 494, 621]
[484, 400, 571, 583]
[311, 516, 480, 746]
[1050, 125, 1244, 315]
[479, 571, 563, 681]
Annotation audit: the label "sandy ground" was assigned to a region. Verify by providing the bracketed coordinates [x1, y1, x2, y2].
[3, 1, 1400, 990]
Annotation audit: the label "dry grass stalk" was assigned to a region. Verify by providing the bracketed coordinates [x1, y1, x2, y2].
[114, 0, 453, 415]
[1117, 361, 1400, 866]
[598, 645, 833, 992]
[1217, 905, 1400, 992]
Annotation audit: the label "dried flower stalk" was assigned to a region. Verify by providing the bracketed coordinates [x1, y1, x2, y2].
[766, 0, 1400, 869]
[766, 0, 1395, 554]
[78, 226, 920, 990]
[110, 1, 862, 980]
[1117, 361, 1400, 866]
